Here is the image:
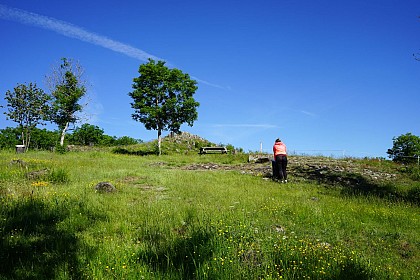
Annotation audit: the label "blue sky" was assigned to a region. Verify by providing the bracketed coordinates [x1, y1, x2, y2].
[1, 0, 419, 157]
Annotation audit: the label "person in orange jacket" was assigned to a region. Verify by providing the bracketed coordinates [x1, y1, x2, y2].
[273, 138, 288, 183]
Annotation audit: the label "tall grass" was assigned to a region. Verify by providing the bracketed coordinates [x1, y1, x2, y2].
[0, 150, 419, 279]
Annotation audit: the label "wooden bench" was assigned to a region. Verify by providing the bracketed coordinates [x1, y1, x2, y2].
[199, 147, 228, 154]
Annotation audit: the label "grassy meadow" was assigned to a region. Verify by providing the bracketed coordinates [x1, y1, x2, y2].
[0, 147, 419, 279]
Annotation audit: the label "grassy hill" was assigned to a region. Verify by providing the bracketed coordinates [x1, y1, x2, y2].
[0, 135, 419, 279]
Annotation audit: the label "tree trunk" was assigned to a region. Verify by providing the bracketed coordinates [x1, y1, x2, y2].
[24, 126, 31, 152]
[19, 125, 28, 152]
[60, 122, 69, 146]
[20, 125, 25, 146]
[26, 131, 31, 152]
[157, 129, 162, 156]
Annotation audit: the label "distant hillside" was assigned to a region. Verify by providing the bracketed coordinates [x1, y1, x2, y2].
[161, 132, 215, 154]
[112, 132, 217, 155]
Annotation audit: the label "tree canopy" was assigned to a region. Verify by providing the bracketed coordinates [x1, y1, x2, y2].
[4, 82, 50, 151]
[70, 123, 104, 146]
[387, 133, 420, 163]
[129, 59, 199, 155]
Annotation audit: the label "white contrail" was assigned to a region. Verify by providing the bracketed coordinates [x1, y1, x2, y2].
[0, 4, 228, 89]
[191, 76, 227, 90]
[0, 4, 163, 62]
[299, 110, 317, 117]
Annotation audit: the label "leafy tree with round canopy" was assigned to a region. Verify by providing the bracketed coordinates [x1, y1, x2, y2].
[387, 133, 420, 163]
[70, 123, 104, 146]
[129, 59, 199, 155]
[4, 82, 50, 151]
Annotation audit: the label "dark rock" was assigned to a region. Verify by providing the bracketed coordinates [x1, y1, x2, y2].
[26, 168, 49, 180]
[94, 182, 117, 193]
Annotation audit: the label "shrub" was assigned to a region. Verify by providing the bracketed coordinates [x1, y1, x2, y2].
[114, 136, 141, 146]
[55, 143, 67, 154]
[408, 166, 420, 181]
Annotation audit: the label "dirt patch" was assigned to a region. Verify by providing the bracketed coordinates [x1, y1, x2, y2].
[120, 176, 148, 183]
[182, 163, 269, 176]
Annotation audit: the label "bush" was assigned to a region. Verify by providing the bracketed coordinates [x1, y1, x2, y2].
[114, 136, 141, 146]
[407, 165, 420, 181]
[55, 144, 67, 154]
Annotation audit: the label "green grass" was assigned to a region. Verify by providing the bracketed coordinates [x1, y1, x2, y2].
[0, 150, 419, 279]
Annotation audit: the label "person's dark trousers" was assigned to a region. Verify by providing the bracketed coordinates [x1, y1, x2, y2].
[275, 155, 288, 181]
[271, 160, 279, 180]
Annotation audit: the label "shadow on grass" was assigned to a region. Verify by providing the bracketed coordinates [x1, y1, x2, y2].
[333, 261, 373, 280]
[271, 244, 387, 280]
[294, 166, 419, 205]
[0, 198, 101, 279]
[137, 226, 214, 279]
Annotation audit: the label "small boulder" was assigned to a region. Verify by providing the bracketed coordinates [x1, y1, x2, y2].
[26, 168, 49, 180]
[94, 182, 117, 193]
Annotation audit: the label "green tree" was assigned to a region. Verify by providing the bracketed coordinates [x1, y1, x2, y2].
[114, 136, 141, 146]
[387, 133, 420, 163]
[99, 135, 117, 146]
[4, 82, 50, 151]
[30, 128, 59, 150]
[129, 59, 199, 155]
[70, 123, 104, 146]
[0, 127, 20, 149]
[47, 58, 87, 147]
